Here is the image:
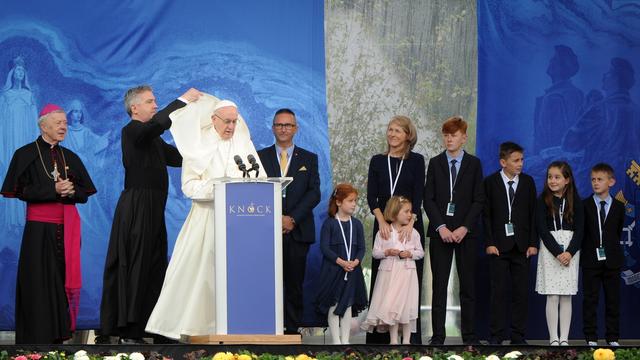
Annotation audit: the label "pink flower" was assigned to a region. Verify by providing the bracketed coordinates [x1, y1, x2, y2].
[28, 355, 42, 360]
[15, 356, 28, 360]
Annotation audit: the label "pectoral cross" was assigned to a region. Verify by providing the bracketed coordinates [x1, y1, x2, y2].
[51, 163, 60, 182]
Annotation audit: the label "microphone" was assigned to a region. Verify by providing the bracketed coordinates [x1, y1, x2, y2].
[247, 154, 260, 178]
[234, 155, 248, 178]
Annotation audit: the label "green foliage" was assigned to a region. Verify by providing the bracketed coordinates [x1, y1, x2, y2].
[614, 347, 640, 360]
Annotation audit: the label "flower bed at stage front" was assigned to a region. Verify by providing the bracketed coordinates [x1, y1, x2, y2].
[2, 347, 640, 360]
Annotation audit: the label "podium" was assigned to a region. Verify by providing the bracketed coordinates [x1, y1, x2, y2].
[186, 177, 299, 344]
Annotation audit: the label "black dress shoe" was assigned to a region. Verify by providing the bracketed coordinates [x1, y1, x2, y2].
[510, 338, 528, 345]
[488, 338, 503, 345]
[118, 337, 146, 344]
[428, 337, 444, 345]
[94, 335, 111, 344]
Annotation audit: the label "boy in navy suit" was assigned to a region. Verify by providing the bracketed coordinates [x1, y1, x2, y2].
[483, 142, 538, 344]
[424, 116, 484, 345]
[582, 163, 625, 347]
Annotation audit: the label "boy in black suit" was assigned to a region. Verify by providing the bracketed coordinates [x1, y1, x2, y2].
[582, 163, 625, 347]
[257, 108, 321, 334]
[424, 116, 484, 345]
[483, 142, 538, 345]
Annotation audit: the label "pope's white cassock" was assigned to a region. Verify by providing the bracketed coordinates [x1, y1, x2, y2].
[145, 94, 266, 339]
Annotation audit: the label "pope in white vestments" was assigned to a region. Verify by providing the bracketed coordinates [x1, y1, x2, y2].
[145, 95, 266, 339]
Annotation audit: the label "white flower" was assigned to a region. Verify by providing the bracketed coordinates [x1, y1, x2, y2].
[504, 351, 522, 359]
[418, 357, 433, 360]
[485, 355, 501, 360]
[104, 357, 118, 360]
[448, 355, 464, 360]
[116, 353, 129, 360]
[129, 353, 144, 360]
[74, 351, 89, 360]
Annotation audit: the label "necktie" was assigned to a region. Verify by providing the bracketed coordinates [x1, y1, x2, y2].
[450, 159, 458, 186]
[599, 200, 607, 228]
[508, 180, 515, 205]
[280, 150, 288, 175]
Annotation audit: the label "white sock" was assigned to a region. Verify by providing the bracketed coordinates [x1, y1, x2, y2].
[559, 295, 572, 342]
[401, 323, 411, 344]
[389, 324, 399, 345]
[546, 295, 559, 342]
[328, 305, 341, 344]
[339, 306, 352, 344]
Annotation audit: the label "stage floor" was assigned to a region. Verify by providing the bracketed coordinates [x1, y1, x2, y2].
[1, 330, 638, 347]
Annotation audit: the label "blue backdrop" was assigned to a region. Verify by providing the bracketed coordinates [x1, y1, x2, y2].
[0, 0, 330, 330]
[478, 0, 640, 339]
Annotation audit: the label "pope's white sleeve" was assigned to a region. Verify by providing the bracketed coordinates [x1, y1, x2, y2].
[181, 160, 215, 201]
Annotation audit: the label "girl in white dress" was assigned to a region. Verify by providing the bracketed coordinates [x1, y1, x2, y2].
[535, 161, 583, 346]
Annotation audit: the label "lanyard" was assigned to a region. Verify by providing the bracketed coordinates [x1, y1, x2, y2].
[387, 155, 404, 196]
[506, 185, 515, 223]
[596, 199, 606, 248]
[553, 198, 565, 232]
[336, 215, 353, 280]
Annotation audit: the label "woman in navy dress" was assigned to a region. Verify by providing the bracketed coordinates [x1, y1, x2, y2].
[314, 183, 367, 344]
[366, 115, 425, 344]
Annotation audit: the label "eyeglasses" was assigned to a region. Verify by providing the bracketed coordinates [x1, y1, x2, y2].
[273, 123, 296, 130]
[214, 114, 238, 125]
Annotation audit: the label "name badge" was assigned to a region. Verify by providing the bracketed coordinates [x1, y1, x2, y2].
[505, 223, 515, 237]
[446, 202, 456, 216]
[597, 247, 607, 261]
[558, 244, 565, 253]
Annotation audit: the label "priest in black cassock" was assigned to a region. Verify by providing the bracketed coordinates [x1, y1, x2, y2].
[100, 85, 201, 344]
[1, 103, 96, 344]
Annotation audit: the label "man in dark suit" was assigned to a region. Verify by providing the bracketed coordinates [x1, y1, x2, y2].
[257, 108, 321, 334]
[483, 142, 538, 345]
[424, 116, 484, 345]
[581, 163, 625, 347]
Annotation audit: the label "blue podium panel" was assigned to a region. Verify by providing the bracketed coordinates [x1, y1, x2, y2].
[225, 182, 276, 334]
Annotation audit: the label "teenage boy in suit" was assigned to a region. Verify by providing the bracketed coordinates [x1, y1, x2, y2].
[483, 142, 538, 345]
[582, 163, 625, 347]
[424, 116, 484, 345]
[257, 108, 321, 334]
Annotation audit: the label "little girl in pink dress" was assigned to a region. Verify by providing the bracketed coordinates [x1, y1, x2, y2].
[362, 196, 424, 344]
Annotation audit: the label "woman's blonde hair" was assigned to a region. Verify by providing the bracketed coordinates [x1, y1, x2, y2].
[385, 115, 417, 158]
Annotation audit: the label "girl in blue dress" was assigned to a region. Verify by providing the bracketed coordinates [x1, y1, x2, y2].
[314, 183, 368, 344]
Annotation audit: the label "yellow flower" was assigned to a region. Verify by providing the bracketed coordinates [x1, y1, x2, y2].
[213, 352, 234, 360]
[593, 348, 615, 360]
[285, 357, 295, 360]
[295, 355, 310, 360]
[238, 355, 252, 360]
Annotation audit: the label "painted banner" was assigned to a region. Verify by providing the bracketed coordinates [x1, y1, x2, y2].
[478, 0, 640, 338]
[0, 0, 329, 330]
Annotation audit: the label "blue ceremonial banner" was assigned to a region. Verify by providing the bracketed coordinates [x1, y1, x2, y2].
[225, 182, 276, 334]
[478, 0, 640, 338]
[0, 0, 329, 330]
